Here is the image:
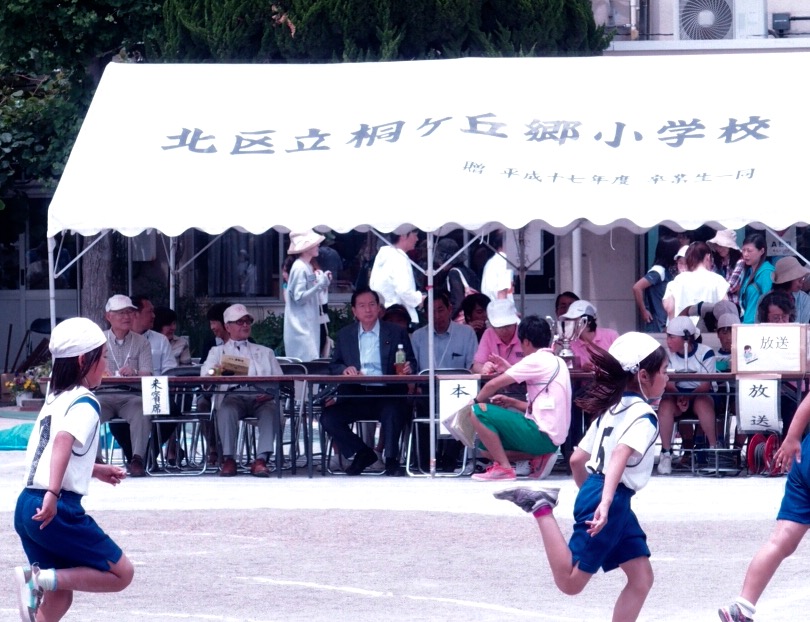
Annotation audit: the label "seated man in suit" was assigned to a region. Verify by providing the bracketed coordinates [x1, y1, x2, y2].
[321, 288, 417, 476]
[200, 304, 283, 478]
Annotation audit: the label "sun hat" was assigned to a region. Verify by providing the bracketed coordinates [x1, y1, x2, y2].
[707, 229, 740, 251]
[772, 256, 810, 284]
[608, 332, 661, 373]
[674, 245, 689, 260]
[560, 299, 597, 320]
[716, 313, 739, 330]
[223, 304, 254, 324]
[49, 317, 106, 359]
[487, 299, 520, 328]
[105, 294, 137, 313]
[288, 230, 325, 255]
[666, 316, 699, 338]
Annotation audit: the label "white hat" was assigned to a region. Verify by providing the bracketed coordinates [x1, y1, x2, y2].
[707, 229, 740, 251]
[675, 245, 689, 260]
[608, 332, 661, 373]
[288, 230, 325, 255]
[487, 299, 519, 328]
[223, 304, 254, 324]
[561, 299, 597, 320]
[717, 313, 739, 330]
[49, 317, 106, 359]
[666, 316, 699, 338]
[105, 294, 136, 312]
[712, 300, 739, 321]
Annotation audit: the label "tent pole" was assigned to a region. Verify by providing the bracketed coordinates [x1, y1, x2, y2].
[572, 228, 582, 297]
[169, 237, 177, 310]
[426, 232, 436, 478]
[47, 237, 57, 331]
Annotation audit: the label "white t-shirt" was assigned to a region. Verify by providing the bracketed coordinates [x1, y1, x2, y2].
[22, 386, 101, 496]
[480, 251, 513, 302]
[665, 267, 729, 319]
[506, 348, 571, 446]
[369, 245, 422, 322]
[667, 343, 716, 391]
[579, 394, 659, 491]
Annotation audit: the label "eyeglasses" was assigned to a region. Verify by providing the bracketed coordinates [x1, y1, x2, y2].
[229, 318, 253, 326]
[767, 313, 791, 322]
[110, 309, 134, 316]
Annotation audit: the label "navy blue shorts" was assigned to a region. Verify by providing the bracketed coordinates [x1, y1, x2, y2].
[568, 475, 650, 574]
[14, 488, 123, 572]
[777, 435, 810, 524]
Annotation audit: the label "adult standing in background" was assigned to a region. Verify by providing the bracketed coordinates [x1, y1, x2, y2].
[662, 241, 729, 322]
[369, 226, 425, 324]
[632, 236, 680, 332]
[434, 237, 480, 322]
[770, 256, 810, 324]
[708, 229, 744, 306]
[283, 230, 331, 361]
[739, 232, 774, 324]
[480, 230, 514, 302]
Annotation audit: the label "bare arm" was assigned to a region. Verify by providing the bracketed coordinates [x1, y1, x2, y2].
[570, 447, 590, 488]
[632, 277, 653, 323]
[474, 371, 517, 403]
[586, 443, 634, 536]
[33, 431, 73, 529]
[775, 392, 810, 471]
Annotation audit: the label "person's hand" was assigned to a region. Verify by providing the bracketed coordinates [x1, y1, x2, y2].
[481, 361, 497, 375]
[32, 493, 59, 529]
[641, 309, 653, 324]
[774, 437, 802, 472]
[490, 394, 517, 410]
[586, 500, 610, 536]
[400, 361, 412, 375]
[342, 366, 360, 376]
[487, 354, 510, 374]
[118, 365, 136, 377]
[469, 319, 486, 332]
[93, 464, 127, 486]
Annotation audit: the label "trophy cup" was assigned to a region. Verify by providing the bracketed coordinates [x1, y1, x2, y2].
[547, 315, 589, 369]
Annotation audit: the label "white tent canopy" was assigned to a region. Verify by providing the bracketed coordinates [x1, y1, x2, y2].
[49, 53, 810, 240]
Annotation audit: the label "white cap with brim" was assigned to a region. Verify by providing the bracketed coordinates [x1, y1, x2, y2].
[716, 313, 740, 330]
[487, 299, 520, 328]
[560, 299, 597, 319]
[105, 294, 136, 313]
[49, 318, 106, 359]
[666, 316, 700, 338]
[223, 304, 254, 324]
[608, 332, 661, 373]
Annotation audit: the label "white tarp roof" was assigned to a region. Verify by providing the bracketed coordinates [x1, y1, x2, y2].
[48, 53, 810, 238]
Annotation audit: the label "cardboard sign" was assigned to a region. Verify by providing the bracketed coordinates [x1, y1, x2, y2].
[732, 323, 806, 374]
[437, 378, 479, 436]
[736, 375, 781, 434]
[142, 376, 170, 415]
[220, 354, 250, 376]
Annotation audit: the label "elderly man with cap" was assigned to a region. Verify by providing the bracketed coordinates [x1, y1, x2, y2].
[471, 299, 524, 375]
[560, 300, 619, 372]
[97, 294, 154, 477]
[657, 316, 718, 475]
[771, 256, 810, 324]
[200, 304, 283, 477]
[283, 230, 331, 362]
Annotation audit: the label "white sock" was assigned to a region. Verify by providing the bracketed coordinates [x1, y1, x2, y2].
[735, 596, 756, 618]
[35, 568, 57, 591]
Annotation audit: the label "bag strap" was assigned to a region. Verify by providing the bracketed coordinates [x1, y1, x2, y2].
[452, 267, 471, 291]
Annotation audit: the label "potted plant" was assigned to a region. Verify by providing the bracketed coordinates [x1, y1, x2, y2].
[5, 373, 38, 407]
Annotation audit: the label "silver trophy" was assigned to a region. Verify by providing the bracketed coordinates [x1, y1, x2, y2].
[547, 315, 589, 369]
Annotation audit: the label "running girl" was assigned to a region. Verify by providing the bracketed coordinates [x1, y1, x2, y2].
[494, 332, 668, 622]
[14, 317, 134, 621]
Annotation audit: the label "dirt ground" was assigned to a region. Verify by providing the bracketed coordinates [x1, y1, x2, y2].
[1, 449, 808, 622]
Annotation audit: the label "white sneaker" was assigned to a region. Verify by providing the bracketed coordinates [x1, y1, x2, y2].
[657, 452, 672, 475]
[514, 461, 531, 477]
[15, 565, 43, 622]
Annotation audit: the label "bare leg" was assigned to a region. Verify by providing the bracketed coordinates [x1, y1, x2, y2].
[692, 395, 718, 446]
[52, 554, 134, 593]
[739, 520, 808, 605]
[37, 590, 72, 622]
[656, 397, 677, 451]
[533, 513, 592, 595]
[470, 411, 509, 466]
[613, 556, 654, 622]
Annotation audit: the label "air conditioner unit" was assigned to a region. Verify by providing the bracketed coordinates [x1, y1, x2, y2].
[675, 0, 767, 40]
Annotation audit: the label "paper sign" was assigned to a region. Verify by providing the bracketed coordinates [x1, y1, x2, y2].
[732, 324, 806, 374]
[142, 376, 170, 415]
[736, 375, 781, 434]
[437, 378, 479, 436]
[221, 354, 250, 375]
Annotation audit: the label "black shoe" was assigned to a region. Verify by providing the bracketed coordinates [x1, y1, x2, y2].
[346, 448, 377, 476]
[385, 457, 402, 477]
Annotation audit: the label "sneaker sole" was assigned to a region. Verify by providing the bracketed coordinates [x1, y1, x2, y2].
[15, 566, 37, 622]
[471, 474, 517, 481]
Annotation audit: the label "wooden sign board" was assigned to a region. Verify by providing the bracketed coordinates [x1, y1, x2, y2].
[732, 323, 806, 374]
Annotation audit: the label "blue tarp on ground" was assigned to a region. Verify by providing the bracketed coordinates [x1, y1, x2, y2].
[0, 423, 33, 451]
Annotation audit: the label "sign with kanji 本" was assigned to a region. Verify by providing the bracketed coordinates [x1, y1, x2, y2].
[438, 378, 479, 436]
[142, 376, 170, 415]
[736, 375, 781, 434]
[732, 324, 807, 373]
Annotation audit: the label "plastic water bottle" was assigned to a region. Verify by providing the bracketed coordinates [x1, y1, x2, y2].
[395, 344, 406, 375]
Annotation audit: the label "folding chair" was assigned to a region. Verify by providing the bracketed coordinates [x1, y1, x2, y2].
[406, 369, 477, 477]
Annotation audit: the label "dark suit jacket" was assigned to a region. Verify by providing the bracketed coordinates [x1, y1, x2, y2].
[329, 320, 417, 394]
